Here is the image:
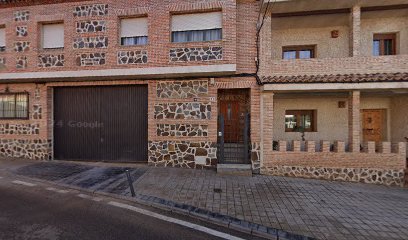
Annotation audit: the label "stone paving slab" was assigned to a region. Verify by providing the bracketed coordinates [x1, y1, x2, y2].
[133, 168, 408, 240]
[9, 160, 408, 240]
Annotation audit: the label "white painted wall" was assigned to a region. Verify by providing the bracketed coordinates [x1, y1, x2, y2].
[273, 96, 393, 145]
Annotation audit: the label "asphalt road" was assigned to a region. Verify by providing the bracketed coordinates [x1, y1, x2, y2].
[0, 178, 256, 240]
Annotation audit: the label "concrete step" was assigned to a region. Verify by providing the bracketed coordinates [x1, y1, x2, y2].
[217, 164, 252, 177]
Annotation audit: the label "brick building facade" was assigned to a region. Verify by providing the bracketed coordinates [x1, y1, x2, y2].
[0, 0, 407, 186]
[259, 0, 408, 186]
[0, 0, 263, 171]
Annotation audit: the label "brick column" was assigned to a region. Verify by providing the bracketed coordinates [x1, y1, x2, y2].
[348, 91, 361, 152]
[261, 92, 274, 166]
[350, 5, 361, 57]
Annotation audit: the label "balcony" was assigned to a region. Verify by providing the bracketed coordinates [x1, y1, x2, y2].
[265, 55, 408, 77]
[262, 0, 408, 14]
[260, 1, 408, 81]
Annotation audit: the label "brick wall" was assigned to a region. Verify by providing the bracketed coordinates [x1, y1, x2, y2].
[263, 55, 408, 77]
[0, 0, 261, 167]
[0, 0, 259, 74]
[262, 144, 407, 186]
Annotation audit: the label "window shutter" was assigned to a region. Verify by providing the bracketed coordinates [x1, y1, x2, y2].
[120, 18, 148, 38]
[172, 12, 222, 32]
[42, 23, 64, 49]
[0, 28, 5, 47]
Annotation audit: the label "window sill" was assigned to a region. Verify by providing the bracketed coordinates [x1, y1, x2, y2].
[118, 44, 149, 49]
[285, 131, 317, 133]
[38, 48, 64, 53]
[0, 118, 29, 120]
[170, 40, 223, 45]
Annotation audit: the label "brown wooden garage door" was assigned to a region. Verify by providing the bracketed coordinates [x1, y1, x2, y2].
[54, 85, 148, 162]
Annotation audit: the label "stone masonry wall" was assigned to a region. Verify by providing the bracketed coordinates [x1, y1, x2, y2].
[73, 4, 108, 17]
[73, 37, 108, 49]
[16, 26, 28, 37]
[0, 139, 51, 160]
[16, 56, 28, 69]
[0, 0, 241, 72]
[14, 41, 30, 52]
[117, 51, 147, 65]
[0, 83, 49, 161]
[154, 102, 211, 120]
[76, 53, 106, 66]
[262, 166, 405, 187]
[157, 124, 208, 137]
[157, 80, 208, 98]
[38, 54, 64, 68]
[14, 10, 30, 22]
[0, 124, 40, 135]
[76, 20, 106, 33]
[170, 47, 223, 62]
[149, 78, 218, 169]
[149, 141, 217, 168]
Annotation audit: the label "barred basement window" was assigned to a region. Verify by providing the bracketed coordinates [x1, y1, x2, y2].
[120, 17, 148, 46]
[285, 110, 317, 132]
[0, 93, 29, 119]
[171, 12, 222, 43]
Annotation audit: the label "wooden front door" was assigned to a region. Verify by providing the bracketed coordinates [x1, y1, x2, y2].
[362, 109, 385, 143]
[219, 100, 240, 143]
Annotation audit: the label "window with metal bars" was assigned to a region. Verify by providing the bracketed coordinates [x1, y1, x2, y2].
[0, 93, 29, 119]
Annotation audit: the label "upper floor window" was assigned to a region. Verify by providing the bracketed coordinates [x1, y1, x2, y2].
[0, 93, 29, 119]
[373, 33, 396, 56]
[42, 23, 64, 49]
[283, 46, 315, 60]
[0, 26, 5, 52]
[285, 110, 317, 132]
[120, 17, 148, 46]
[171, 12, 222, 43]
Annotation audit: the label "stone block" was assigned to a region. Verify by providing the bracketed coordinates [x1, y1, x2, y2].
[170, 46, 223, 62]
[38, 54, 64, 68]
[73, 4, 108, 17]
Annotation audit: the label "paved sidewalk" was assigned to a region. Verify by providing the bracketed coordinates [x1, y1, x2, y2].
[3, 159, 408, 240]
[134, 168, 408, 240]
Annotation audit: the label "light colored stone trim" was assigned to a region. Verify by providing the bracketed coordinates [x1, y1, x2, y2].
[262, 82, 408, 91]
[0, 64, 237, 81]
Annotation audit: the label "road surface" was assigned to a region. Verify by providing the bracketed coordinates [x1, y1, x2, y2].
[0, 175, 259, 240]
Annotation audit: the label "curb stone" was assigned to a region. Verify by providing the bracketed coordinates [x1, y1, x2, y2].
[8, 168, 316, 240]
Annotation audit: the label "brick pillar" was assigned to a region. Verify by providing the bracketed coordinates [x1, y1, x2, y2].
[261, 92, 274, 166]
[348, 91, 361, 152]
[350, 5, 361, 57]
[306, 141, 316, 153]
[320, 141, 331, 153]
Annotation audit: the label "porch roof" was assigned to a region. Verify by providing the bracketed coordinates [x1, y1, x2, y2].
[261, 72, 408, 84]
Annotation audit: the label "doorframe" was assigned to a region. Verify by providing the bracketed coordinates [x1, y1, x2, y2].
[217, 88, 251, 165]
